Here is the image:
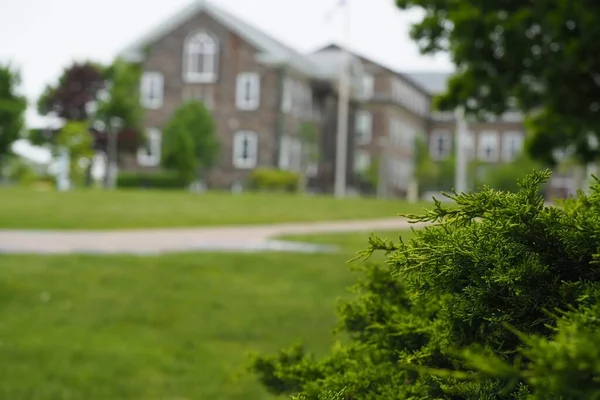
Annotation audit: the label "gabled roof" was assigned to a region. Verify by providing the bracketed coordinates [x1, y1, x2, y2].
[403, 72, 452, 95]
[118, 0, 319, 76]
[312, 43, 437, 97]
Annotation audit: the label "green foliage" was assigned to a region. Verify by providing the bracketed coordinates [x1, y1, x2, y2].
[96, 58, 145, 151]
[396, 0, 600, 165]
[116, 171, 187, 190]
[414, 135, 455, 194]
[55, 121, 94, 185]
[0, 63, 27, 169]
[5, 157, 37, 185]
[248, 167, 300, 193]
[251, 170, 600, 399]
[162, 101, 219, 184]
[479, 153, 545, 193]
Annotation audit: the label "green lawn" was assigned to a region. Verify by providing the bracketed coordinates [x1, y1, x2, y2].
[0, 187, 430, 230]
[0, 230, 411, 399]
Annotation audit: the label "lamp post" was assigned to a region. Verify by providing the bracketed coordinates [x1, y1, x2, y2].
[454, 106, 468, 194]
[106, 116, 123, 190]
[333, 0, 351, 199]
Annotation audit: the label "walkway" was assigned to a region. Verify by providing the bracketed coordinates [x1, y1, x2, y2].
[0, 218, 425, 255]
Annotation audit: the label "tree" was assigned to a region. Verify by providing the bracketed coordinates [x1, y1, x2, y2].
[55, 121, 94, 185]
[161, 101, 219, 185]
[0, 64, 27, 176]
[37, 61, 104, 121]
[250, 171, 600, 398]
[395, 0, 600, 166]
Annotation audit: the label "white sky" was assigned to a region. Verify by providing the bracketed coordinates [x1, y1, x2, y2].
[0, 0, 453, 126]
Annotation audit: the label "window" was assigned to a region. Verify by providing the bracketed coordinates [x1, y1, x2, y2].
[279, 135, 291, 170]
[360, 74, 374, 100]
[236, 73, 260, 110]
[389, 118, 401, 146]
[354, 150, 371, 173]
[355, 110, 372, 145]
[502, 131, 524, 161]
[465, 131, 475, 160]
[303, 85, 313, 118]
[430, 130, 452, 160]
[182, 86, 214, 109]
[140, 72, 164, 109]
[281, 78, 293, 113]
[183, 31, 218, 82]
[137, 128, 162, 166]
[478, 131, 500, 162]
[233, 131, 258, 169]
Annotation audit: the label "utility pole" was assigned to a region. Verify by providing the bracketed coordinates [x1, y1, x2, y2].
[333, 0, 351, 199]
[454, 106, 468, 194]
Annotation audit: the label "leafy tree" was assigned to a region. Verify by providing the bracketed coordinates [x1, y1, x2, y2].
[55, 121, 94, 185]
[250, 171, 600, 398]
[395, 0, 600, 165]
[0, 64, 27, 176]
[479, 153, 545, 193]
[37, 61, 104, 121]
[161, 101, 219, 185]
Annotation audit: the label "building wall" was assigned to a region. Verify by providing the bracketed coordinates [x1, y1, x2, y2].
[131, 11, 285, 189]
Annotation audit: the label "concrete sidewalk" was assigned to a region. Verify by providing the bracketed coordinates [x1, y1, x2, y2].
[0, 218, 426, 255]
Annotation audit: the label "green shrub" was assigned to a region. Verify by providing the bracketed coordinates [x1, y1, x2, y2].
[5, 157, 38, 185]
[116, 171, 187, 190]
[248, 167, 300, 193]
[250, 170, 600, 399]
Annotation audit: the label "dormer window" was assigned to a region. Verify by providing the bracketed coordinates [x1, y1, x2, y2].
[183, 31, 218, 82]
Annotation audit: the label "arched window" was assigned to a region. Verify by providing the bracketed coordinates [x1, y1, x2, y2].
[183, 31, 218, 82]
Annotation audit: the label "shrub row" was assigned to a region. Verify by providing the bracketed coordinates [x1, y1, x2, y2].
[247, 167, 300, 193]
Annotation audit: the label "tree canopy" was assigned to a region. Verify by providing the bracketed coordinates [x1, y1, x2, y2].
[161, 100, 219, 185]
[396, 0, 600, 165]
[0, 64, 27, 167]
[34, 59, 143, 153]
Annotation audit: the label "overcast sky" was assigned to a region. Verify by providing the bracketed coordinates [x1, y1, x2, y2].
[0, 0, 453, 125]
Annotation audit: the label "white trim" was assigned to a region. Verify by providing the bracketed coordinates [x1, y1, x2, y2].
[430, 129, 452, 160]
[140, 72, 164, 109]
[281, 78, 293, 113]
[233, 131, 258, 169]
[236, 73, 261, 110]
[354, 150, 371, 173]
[478, 130, 500, 162]
[502, 131, 524, 162]
[360, 74, 374, 100]
[137, 128, 162, 166]
[355, 110, 372, 145]
[183, 31, 218, 83]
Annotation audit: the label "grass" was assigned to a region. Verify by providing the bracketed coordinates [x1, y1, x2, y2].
[0, 187, 430, 230]
[0, 230, 412, 399]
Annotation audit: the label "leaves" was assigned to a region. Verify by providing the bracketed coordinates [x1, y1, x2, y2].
[396, 0, 600, 164]
[0, 63, 27, 164]
[161, 101, 219, 184]
[250, 171, 600, 398]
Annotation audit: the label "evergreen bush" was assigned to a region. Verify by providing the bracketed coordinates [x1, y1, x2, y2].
[248, 167, 300, 193]
[250, 170, 600, 399]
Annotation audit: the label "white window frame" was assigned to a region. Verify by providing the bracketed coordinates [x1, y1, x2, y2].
[281, 78, 293, 113]
[478, 130, 500, 162]
[183, 31, 218, 83]
[137, 128, 162, 167]
[355, 110, 373, 145]
[279, 135, 291, 170]
[430, 129, 452, 160]
[140, 72, 164, 109]
[502, 131, 524, 162]
[233, 131, 258, 169]
[354, 150, 371, 173]
[236, 72, 261, 110]
[361, 74, 374, 100]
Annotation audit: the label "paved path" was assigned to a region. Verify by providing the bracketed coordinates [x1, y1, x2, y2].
[0, 218, 425, 255]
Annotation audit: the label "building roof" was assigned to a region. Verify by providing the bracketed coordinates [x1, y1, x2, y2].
[403, 72, 452, 95]
[118, 0, 319, 76]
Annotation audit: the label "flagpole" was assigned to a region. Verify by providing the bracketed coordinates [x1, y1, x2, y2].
[333, 0, 351, 199]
